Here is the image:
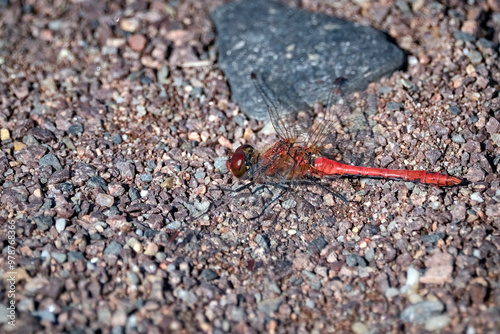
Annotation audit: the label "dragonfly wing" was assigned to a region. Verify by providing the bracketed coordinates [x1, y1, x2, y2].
[301, 79, 378, 168]
[301, 78, 346, 151]
[251, 73, 301, 141]
[321, 89, 378, 166]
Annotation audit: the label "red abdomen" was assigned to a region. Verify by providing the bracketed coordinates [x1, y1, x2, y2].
[314, 157, 461, 186]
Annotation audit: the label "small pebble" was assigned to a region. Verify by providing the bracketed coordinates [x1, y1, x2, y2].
[33, 216, 54, 231]
[155, 252, 167, 262]
[1, 128, 10, 141]
[386, 102, 404, 111]
[111, 134, 123, 144]
[281, 198, 296, 209]
[120, 18, 140, 32]
[127, 237, 143, 253]
[51, 252, 67, 263]
[117, 161, 136, 180]
[255, 234, 270, 250]
[405, 267, 420, 292]
[470, 192, 484, 202]
[67, 251, 84, 262]
[200, 268, 219, 281]
[104, 241, 123, 255]
[491, 134, 500, 146]
[351, 322, 369, 334]
[305, 299, 315, 309]
[87, 176, 109, 191]
[128, 34, 147, 52]
[385, 287, 399, 298]
[33, 310, 56, 323]
[466, 50, 482, 64]
[449, 106, 462, 115]
[451, 134, 465, 143]
[166, 221, 180, 229]
[126, 271, 140, 285]
[158, 66, 169, 84]
[161, 177, 174, 189]
[425, 315, 451, 331]
[67, 123, 84, 135]
[144, 242, 159, 256]
[96, 193, 114, 207]
[39, 153, 63, 171]
[14, 141, 26, 151]
[55, 218, 67, 233]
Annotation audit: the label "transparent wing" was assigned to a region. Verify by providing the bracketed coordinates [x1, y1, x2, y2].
[302, 78, 377, 166]
[319, 88, 378, 166]
[251, 73, 301, 142]
[300, 78, 346, 151]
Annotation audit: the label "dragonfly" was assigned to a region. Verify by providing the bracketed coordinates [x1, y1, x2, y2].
[225, 73, 461, 216]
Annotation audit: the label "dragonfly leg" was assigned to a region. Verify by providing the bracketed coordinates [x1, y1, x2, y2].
[249, 183, 290, 220]
[313, 181, 348, 203]
[251, 184, 275, 196]
[215, 181, 255, 194]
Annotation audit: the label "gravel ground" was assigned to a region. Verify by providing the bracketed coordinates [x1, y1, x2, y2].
[1, 0, 500, 333]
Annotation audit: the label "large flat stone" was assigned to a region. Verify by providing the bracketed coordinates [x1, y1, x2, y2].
[212, 0, 405, 120]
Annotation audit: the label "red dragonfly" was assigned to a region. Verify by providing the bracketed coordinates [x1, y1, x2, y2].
[226, 73, 461, 210]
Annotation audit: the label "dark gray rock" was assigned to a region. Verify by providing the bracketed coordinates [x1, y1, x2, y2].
[346, 254, 368, 267]
[111, 134, 123, 144]
[212, 0, 405, 119]
[360, 224, 380, 238]
[67, 123, 84, 135]
[255, 234, 270, 250]
[67, 251, 84, 262]
[308, 237, 327, 253]
[87, 176, 109, 192]
[104, 241, 123, 255]
[128, 187, 140, 201]
[33, 216, 54, 231]
[200, 268, 219, 281]
[449, 106, 462, 116]
[39, 153, 63, 171]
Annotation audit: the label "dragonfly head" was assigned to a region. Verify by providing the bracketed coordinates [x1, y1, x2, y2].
[226, 144, 257, 178]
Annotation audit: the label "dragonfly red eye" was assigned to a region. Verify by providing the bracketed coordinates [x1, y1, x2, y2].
[227, 149, 247, 178]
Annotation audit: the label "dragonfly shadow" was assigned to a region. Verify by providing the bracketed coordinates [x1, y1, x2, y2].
[205, 177, 350, 222]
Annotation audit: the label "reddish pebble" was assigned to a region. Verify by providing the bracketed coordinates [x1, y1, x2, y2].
[128, 34, 147, 52]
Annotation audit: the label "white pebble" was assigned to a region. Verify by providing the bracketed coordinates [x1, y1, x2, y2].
[425, 315, 451, 331]
[55, 218, 67, 233]
[406, 266, 420, 292]
[351, 322, 369, 334]
[470, 192, 484, 203]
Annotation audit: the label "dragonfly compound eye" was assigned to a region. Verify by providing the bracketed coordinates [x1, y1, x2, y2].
[227, 150, 247, 178]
